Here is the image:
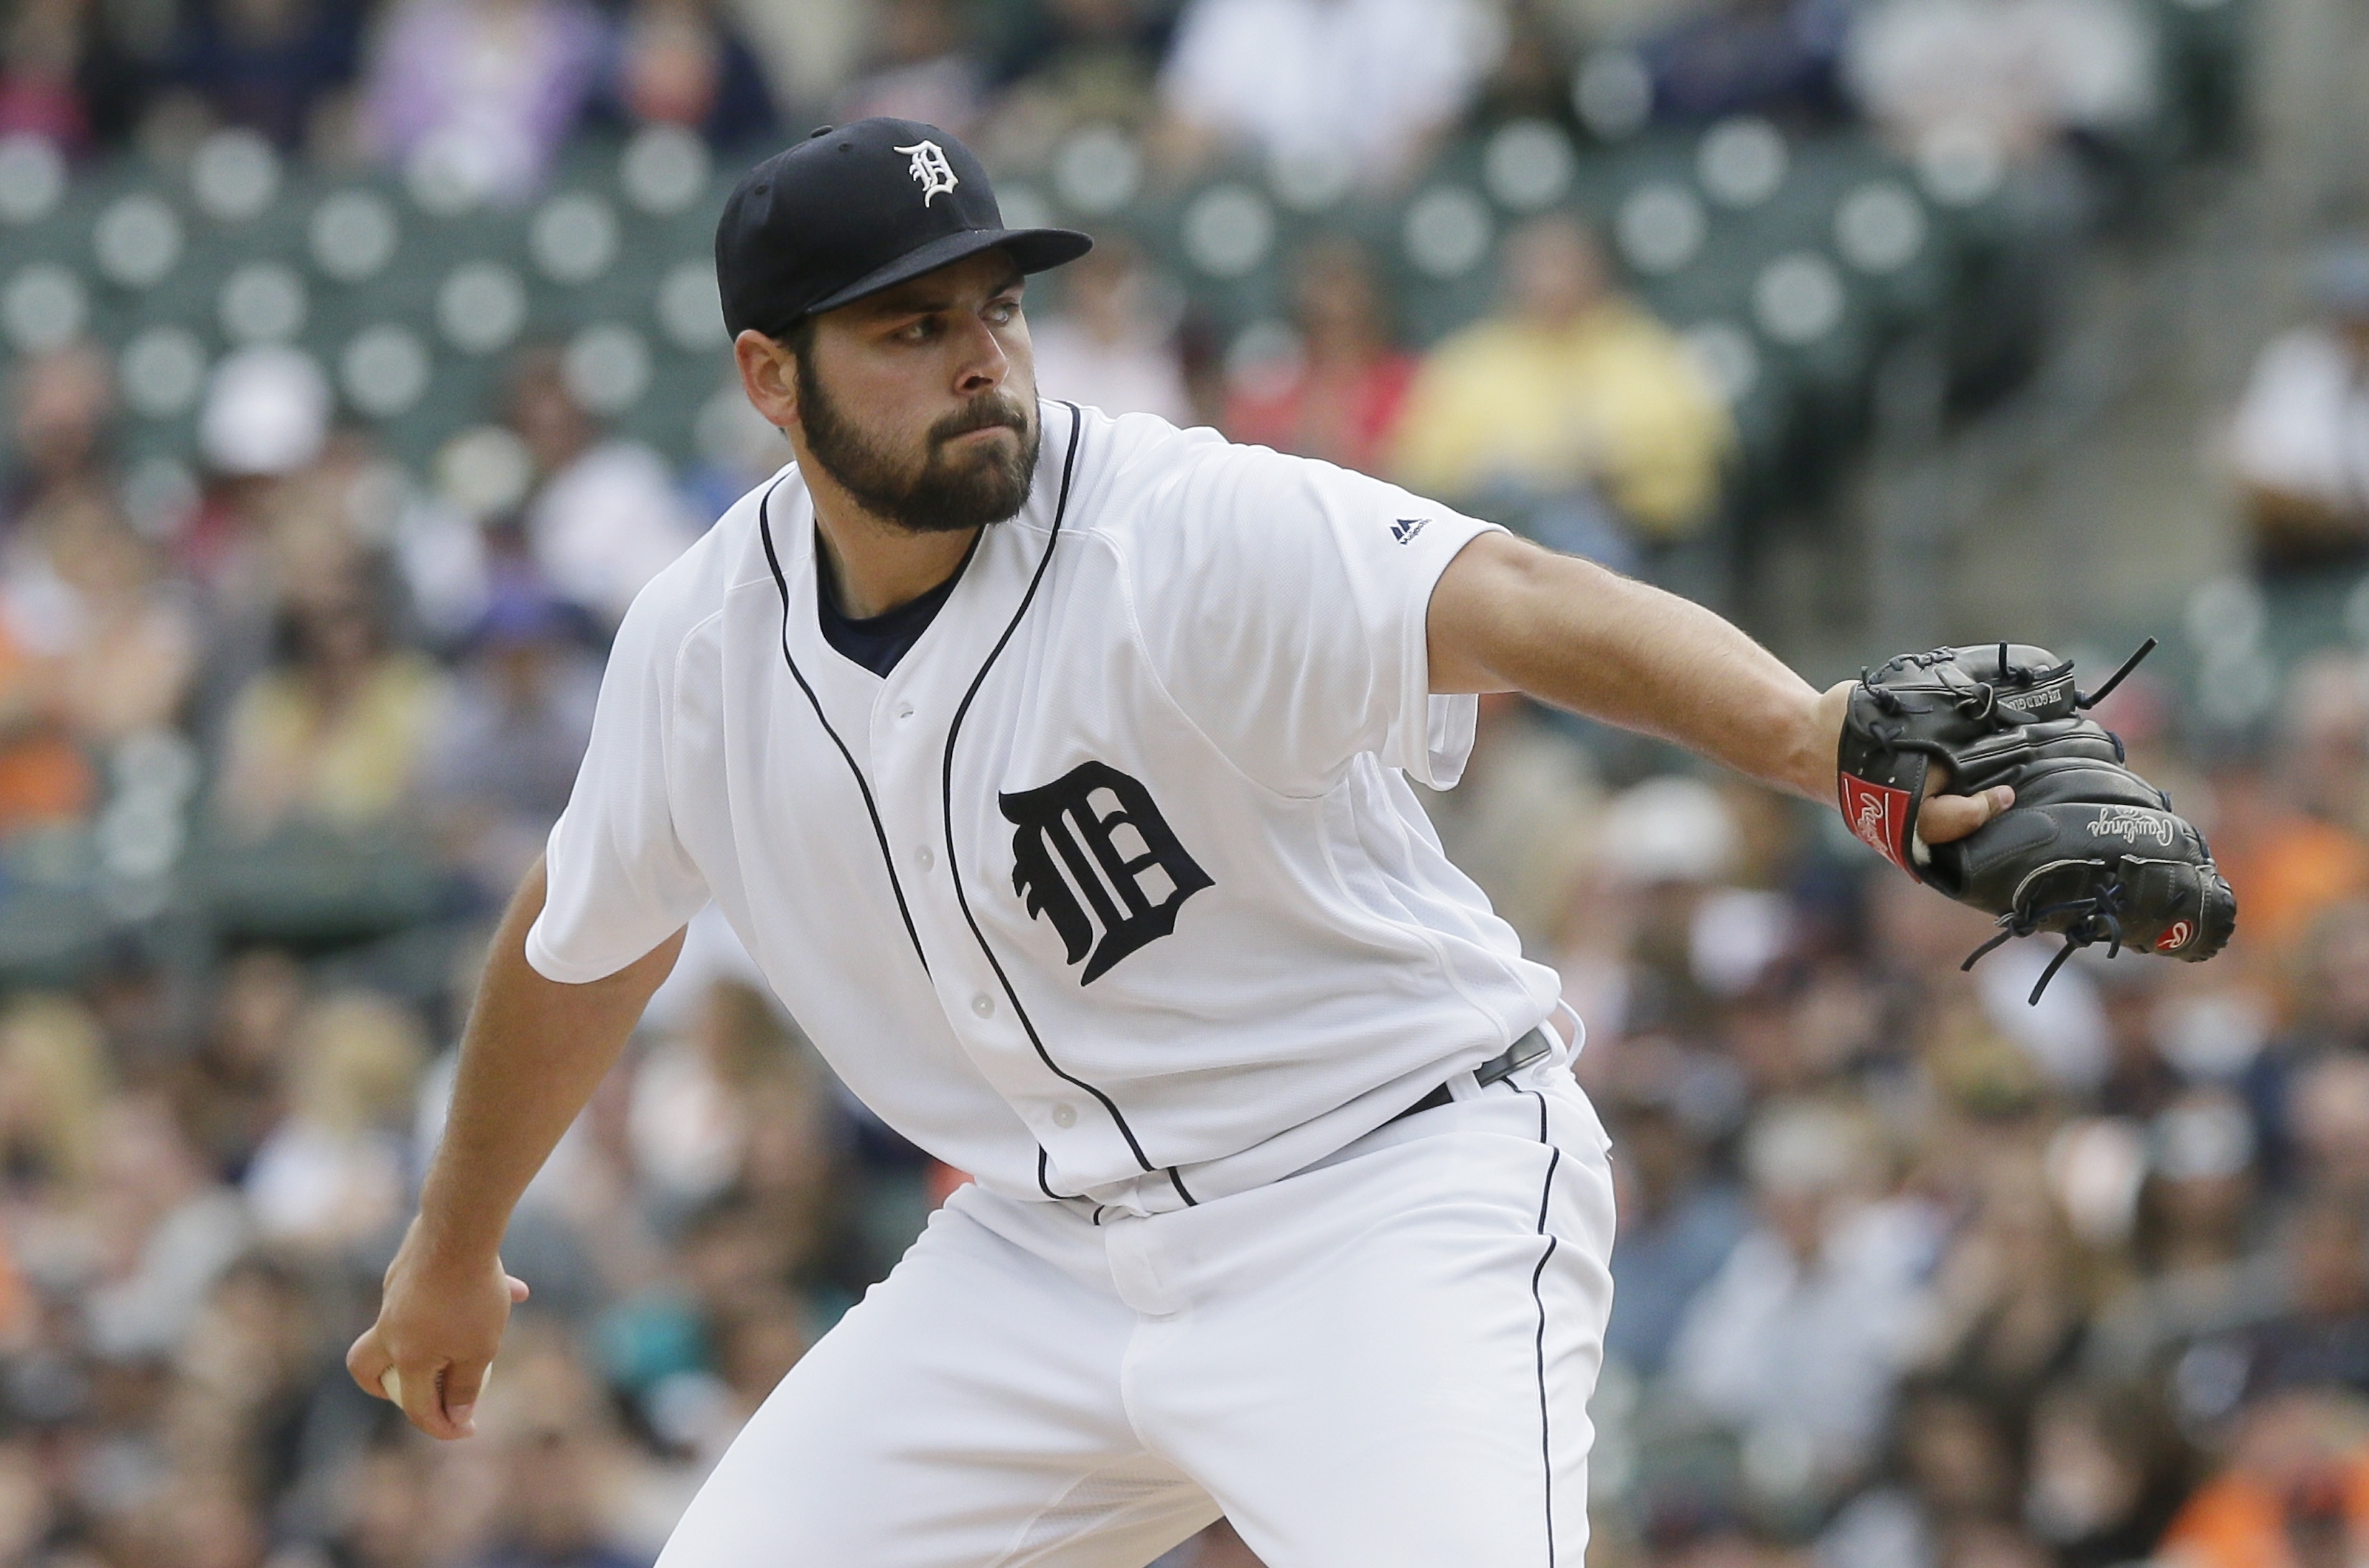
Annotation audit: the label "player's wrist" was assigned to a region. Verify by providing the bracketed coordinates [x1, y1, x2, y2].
[396, 1209, 509, 1282]
[1779, 681, 1851, 805]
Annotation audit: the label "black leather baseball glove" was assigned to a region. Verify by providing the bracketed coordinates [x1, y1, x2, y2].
[1837, 640, 2235, 1002]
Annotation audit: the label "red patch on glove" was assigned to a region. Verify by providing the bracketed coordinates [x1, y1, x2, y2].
[1840, 775, 1915, 876]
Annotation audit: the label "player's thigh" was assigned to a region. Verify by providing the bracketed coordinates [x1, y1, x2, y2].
[1139, 1078, 1617, 1568]
[655, 1195, 1215, 1568]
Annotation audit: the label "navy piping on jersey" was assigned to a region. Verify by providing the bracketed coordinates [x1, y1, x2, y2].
[939, 402, 1159, 1178]
[1522, 1087, 1563, 1566]
[1036, 1144, 1082, 1204]
[758, 483, 933, 979]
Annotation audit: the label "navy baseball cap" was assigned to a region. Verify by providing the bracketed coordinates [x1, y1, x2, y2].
[716, 118, 1093, 340]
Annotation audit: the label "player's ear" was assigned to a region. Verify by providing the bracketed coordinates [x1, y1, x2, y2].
[734, 329, 798, 431]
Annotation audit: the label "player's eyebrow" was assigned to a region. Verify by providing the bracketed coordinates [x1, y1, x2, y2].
[864, 269, 1027, 322]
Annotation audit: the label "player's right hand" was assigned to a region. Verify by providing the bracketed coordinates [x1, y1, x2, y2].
[345, 1218, 530, 1440]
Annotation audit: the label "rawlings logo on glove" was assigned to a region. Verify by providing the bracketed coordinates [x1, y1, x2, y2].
[1837, 640, 2236, 1001]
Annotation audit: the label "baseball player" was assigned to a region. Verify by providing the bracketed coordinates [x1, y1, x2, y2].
[346, 118, 2019, 1564]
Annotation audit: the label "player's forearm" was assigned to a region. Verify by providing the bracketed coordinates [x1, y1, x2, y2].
[1429, 533, 1831, 802]
[411, 857, 684, 1265]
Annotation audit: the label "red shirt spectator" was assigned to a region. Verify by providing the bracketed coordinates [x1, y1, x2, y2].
[1222, 238, 1416, 477]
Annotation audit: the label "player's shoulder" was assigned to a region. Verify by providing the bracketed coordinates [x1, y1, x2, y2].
[610, 460, 797, 654]
[1056, 401, 1397, 543]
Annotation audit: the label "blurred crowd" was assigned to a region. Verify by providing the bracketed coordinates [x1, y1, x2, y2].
[0, 1, 2329, 1567]
[4, 0, 2174, 189]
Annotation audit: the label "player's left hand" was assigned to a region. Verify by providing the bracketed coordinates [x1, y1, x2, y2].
[1814, 679, 2012, 845]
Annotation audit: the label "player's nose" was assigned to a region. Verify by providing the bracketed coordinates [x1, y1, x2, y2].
[950, 312, 1010, 395]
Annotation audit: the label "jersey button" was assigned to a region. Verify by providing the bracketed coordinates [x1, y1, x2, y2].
[916, 846, 935, 871]
[971, 993, 995, 1017]
[1052, 1102, 1077, 1129]
[896, 704, 915, 721]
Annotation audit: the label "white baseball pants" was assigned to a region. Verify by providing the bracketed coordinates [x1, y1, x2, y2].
[653, 1068, 1617, 1567]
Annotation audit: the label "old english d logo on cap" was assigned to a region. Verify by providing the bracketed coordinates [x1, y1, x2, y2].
[894, 140, 960, 205]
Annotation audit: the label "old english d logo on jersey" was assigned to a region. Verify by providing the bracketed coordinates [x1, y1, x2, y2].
[1001, 761, 1213, 983]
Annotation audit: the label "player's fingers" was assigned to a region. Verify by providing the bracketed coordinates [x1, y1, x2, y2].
[439, 1361, 490, 1435]
[345, 1329, 392, 1400]
[392, 1361, 470, 1442]
[1919, 785, 2016, 845]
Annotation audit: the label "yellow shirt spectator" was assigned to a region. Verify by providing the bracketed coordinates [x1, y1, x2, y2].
[1392, 215, 1733, 541]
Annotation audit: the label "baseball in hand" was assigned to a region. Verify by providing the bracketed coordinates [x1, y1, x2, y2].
[378, 1366, 490, 1408]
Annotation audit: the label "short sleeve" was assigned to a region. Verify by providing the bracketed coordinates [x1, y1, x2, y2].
[523, 586, 710, 983]
[1126, 442, 1501, 796]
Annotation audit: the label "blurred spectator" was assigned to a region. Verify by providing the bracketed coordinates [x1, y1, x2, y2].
[165, 0, 365, 153]
[714, 0, 865, 115]
[0, 0, 143, 151]
[361, 0, 604, 203]
[4, 345, 114, 540]
[172, 948, 305, 1183]
[1666, 1100, 1936, 1499]
[1222, 238, 1417, 477]
[2157, 1390, 2369, 1568]
[1909, 1154, 2102, 1409]
[1416, 694, 1602, 954]
[240, 991, 425, 1255]
[210, 566, 448, 840]
[589, 0, 777, 151]
[80, 1093, 250, 1363]
[1392, 215, 1732, 564]
[319, 1438, 444, 1568]
[1154, 0, 1494, 186]
[469, 1422, 650, 1568]
[629, 980, 816, 1222]
[1818, 1383, 2020, 1568]
[983, 0, 1174, 142]
[464, 1330, 660, 1567]
[4, 489, 197, 751]
[2023, 1381, 2186, 1568]
[1641, 0, 1852, 125]
[831, 0, 989, 140]
[2089, 1090, 2271, 1386]
[1842, 0, 2157, 165]
[172, 1252, 330, 1505]
[1467, 0, 1581, 130]
[2230, 247, 2369, 576]
[508, 349, 704, 631]
[421, 577, 600, 908]
[0, 610, 94, 839]
[1029, 240, 1195, 426]
[1604, 1091, 1750, 1379]
[0, 993, 111, 1203]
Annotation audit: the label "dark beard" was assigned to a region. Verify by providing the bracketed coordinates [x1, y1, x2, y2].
[795, 357, 1039, 534]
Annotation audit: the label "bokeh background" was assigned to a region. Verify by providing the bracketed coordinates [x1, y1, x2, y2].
[0, 0, 2365, 1564]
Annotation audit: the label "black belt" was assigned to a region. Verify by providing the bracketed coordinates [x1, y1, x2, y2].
[1386, 1027, 1556, 1126]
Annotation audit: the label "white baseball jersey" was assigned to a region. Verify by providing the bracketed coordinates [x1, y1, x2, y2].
[526, 401, 1564, 1218]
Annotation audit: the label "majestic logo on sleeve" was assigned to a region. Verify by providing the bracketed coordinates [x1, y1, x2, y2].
[1391, 518, 1429, 544]
[892, 140, 960, 205]
[999, 762, 1213, 984]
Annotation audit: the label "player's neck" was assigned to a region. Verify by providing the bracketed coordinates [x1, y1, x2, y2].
[808, 495, 981, 620]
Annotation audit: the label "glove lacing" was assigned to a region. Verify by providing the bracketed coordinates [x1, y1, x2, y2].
[1959, 879, 2132, 1003]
